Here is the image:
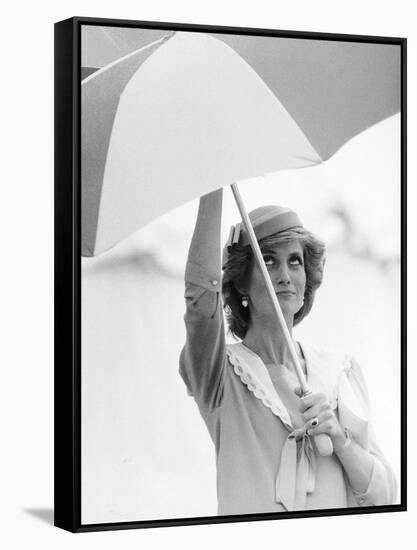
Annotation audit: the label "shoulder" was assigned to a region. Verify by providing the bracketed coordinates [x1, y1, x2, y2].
[225, 342, 268, 384]
[300, 343, 372, 424]
[300, 341, 352, 376]
[225, 342, 248, 368]
[300, 342, 357, 403]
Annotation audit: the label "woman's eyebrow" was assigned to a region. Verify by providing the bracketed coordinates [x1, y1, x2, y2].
[261, 248, 302, 254]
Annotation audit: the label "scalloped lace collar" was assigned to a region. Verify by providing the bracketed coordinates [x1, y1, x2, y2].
[226, 341, 338, 431]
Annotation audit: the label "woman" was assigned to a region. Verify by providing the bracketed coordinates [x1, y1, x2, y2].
[179, 189, 396, 515]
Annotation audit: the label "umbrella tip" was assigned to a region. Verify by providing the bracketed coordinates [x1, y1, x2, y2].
[161, 31, 177, 44]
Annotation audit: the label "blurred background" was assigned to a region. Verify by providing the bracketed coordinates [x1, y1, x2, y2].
[81, 113, 401, 524]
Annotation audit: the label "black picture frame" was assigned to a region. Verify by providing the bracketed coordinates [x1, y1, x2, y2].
[54, 16, 407, 533]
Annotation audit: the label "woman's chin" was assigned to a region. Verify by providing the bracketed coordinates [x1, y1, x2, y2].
[264, 304, 297, 323]
[276, 299, 299, 315]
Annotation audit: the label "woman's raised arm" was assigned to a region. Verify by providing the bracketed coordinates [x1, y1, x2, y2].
[179, 189, 226, 413]
[187, 189, 223, 273]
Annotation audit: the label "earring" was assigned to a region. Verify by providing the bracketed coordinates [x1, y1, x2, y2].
[241, 296, 249, 308]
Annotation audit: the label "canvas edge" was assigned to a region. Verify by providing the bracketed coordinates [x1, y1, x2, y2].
[54, 16, 82, 533]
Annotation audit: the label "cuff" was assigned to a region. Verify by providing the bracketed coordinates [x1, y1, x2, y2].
[185, 261, 222, 292]
[351, 457, 393, 506]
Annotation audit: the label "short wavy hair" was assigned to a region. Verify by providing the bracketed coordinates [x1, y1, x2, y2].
[222, 227, 326, 339]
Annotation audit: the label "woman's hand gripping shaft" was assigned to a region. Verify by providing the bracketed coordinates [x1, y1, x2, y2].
[301, 393, 334, 456]
[297, 388, 350, 457]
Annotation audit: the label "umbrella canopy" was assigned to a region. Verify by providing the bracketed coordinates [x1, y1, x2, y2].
[81, 28, 400, 256]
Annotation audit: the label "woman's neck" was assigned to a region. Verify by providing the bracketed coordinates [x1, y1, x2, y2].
[242, 314, 302, 370]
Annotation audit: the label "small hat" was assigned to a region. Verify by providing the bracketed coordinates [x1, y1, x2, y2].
[222, 205, 303, 267]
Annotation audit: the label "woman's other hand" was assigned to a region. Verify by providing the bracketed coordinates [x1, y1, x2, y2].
[294, 387, 347, 451]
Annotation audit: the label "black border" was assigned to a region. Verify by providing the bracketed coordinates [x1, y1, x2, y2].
[54, 17, 81, 532]
[54, 16, 407, 533]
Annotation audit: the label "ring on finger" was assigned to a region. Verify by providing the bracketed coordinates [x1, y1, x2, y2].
[311, 417, 320, 428]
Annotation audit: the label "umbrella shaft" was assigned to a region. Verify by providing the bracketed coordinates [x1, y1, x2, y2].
[230, 183, 309, 394]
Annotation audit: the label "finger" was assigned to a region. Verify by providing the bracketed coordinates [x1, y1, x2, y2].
[302, 400, 331, 423]
[294, 386, 303, 397]
[320, 409, 335, 422]
[305, 409, 333, 430]
[307, 422, 331, 437]
[299, 392, 327, 413]
[308, 417, 320, 430]
[307, 418, 337, 437]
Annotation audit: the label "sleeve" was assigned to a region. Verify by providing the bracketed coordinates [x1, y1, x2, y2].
[338, 357, 398, 506]
[179, 259, 226, 413]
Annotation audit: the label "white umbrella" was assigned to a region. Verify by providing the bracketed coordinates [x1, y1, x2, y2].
[81, 30, 400, 257]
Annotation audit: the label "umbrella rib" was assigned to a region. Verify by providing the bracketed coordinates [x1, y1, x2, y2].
[81, 33, 174, 86]
[100, 27, 124, 53]
[293, 155, 324, 164]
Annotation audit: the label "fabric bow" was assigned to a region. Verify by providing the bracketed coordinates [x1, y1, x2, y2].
[275, 427, 317, 511]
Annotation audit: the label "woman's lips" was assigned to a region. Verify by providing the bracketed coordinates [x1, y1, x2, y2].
[276, 291, 296, 296]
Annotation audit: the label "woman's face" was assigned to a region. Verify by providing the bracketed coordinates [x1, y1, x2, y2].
[246, 239, 306, 322]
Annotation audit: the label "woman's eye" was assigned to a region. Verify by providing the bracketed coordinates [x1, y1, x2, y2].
[289, 255, 303, 266]
[263, 255, 275, 266]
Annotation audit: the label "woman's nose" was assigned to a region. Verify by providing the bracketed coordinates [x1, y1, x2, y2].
[276, 265, 291, 285]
